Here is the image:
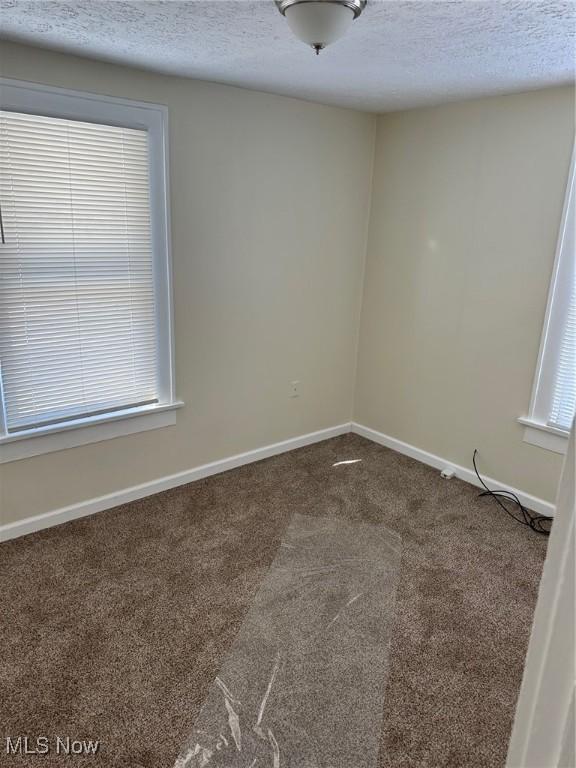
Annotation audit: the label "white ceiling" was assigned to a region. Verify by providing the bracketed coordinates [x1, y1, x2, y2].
[1, 0, 574, 112]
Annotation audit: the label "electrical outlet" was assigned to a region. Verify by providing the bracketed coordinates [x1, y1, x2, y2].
[289, 380, 300, 398]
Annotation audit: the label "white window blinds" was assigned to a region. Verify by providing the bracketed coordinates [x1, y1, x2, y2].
[0, 110, 159, 432]
[548, 270, 575, 432]
[530, 147, 576, 438]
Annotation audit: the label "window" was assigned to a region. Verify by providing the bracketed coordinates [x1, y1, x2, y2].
[520, 146, 575, 454]
[0, 80, 180, 462]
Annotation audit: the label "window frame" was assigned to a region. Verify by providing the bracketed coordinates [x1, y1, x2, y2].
[0, 78, 181, 463]
[519, 143, 575, 455]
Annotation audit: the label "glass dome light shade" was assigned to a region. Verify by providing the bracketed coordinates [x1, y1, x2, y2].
[284, 2, 355, 49]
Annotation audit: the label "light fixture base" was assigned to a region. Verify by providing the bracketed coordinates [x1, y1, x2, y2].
[275, 0, 367, 21]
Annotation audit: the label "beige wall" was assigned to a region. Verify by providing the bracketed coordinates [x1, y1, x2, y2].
[0, 43, 376, 524]
[355, 86, 574, 503]
[0, 42, 573, 526]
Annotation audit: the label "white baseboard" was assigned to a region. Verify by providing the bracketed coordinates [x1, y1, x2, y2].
[0, 423, 351, 542]
[351, 422, 555, 518]
[2, 420, 555, 542]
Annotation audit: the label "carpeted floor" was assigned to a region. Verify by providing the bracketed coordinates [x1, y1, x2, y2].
[1, 434, 547, 767]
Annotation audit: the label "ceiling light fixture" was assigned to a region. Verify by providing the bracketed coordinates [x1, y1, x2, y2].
[275, 0, 367, 54]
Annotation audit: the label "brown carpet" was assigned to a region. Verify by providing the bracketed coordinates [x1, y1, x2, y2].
[1, 434, 547, 767]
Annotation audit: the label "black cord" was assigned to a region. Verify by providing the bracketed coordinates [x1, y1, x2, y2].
[472, 449, 552, 536]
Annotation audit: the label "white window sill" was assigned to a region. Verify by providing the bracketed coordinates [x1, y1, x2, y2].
[0, 401, 184, 464]
[518, 417, 569, 455]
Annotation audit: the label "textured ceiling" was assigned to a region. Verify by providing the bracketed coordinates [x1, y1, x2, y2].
[0, 0, 574, 112]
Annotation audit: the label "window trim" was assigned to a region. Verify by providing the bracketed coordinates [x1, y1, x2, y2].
[519, 142, 575, 455]
[0, 401, 184, 464]
[0, 78, 180, 461]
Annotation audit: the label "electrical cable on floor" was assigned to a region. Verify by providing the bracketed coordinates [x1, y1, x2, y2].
[472, 449, 552, 536]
